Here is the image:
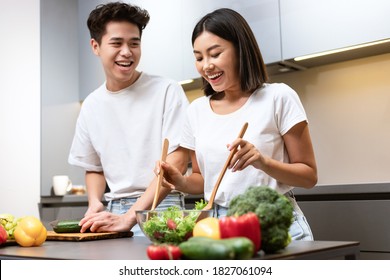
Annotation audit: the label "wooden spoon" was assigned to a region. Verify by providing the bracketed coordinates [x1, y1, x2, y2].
[197, 122, 249, 220]
[150, 138, 169, 211]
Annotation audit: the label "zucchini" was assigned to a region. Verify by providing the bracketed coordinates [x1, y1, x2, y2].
[179, 238, 235, 260]
[51, 219, 82, 233]
[180, 236, 254, 260]
[220, 237, 254, 260]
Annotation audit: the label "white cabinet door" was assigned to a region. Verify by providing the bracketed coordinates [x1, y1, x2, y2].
[238, 0, 282, 64]
[139, 0, 282, 81]
[181, 0, 282, 80]
[132, 0, 184, 81]
[280, 0, 390, 60]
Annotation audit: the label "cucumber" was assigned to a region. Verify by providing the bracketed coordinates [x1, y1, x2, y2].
[179, 238, 235, 260]
[51, 219, 82, 233]
[180, 236, 254, 260]
[221, 237, 254, 260]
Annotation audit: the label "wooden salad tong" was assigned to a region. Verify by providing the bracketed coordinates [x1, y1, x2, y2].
[150, 138, 169, 212]
[197, 122, 249, 221]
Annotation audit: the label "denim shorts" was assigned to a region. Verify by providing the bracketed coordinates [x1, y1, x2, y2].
[213, 191, 314, 241]
[106, 193, 185, 236]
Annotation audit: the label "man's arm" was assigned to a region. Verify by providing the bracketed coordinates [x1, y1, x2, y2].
[84, 171, 107, 215]
[122, 147, 189, 229]
[78, 148, 189, 233]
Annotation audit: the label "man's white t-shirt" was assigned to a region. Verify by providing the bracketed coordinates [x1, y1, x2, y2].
[69, 72, 189, 200]
[181, 83, 308, 207]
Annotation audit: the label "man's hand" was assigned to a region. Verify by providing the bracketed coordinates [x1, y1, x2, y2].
[79, 211, 136, 233]
[84, 201, 106, 216]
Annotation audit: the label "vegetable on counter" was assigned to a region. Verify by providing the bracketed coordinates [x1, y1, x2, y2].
[14, 216, 47, 247]
[227, 186, 294, 253]
[193, 217, 221, 239]
[50, 219, 82, 233]
[147, 244, 181, 260]
[0, 213, 20, 240]
[0, 225, 7, 245]
[142, 200, 208, 244]
[219, 212, 261, 253]
[179, 236, 254, 260]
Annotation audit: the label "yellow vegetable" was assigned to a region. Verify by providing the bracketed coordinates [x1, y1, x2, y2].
[193, 217, 220, 239]
[14, 216, 47, 247]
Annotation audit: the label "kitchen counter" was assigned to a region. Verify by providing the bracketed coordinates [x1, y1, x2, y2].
[0, 237, 359, 260]
[40, 193, 204, 205]
[293, 182, 390, 199]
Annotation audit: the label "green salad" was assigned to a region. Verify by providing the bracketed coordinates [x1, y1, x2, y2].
[142, 200, 207, 244]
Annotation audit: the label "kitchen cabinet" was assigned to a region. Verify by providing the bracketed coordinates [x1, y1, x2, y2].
[130, 0, 281, 82]
[129, 0, 185, 81]
[180, 0, 282, 77]
[295, 183, 390, 260]
[280, 0, 390, 60]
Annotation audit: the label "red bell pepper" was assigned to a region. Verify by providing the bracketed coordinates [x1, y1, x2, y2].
[146, 244, 181, 260]
[219, 212, 261, 253]
[0, 225, 7, 245]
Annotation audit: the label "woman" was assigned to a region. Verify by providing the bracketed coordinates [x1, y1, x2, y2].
[160, 8, 317, 240]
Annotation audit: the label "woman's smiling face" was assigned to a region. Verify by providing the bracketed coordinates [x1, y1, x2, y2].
[193, 31, 240, 94]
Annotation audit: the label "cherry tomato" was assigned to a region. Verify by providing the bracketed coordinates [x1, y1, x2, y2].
[166, 219, 177, 230]
[147, 244, 181, 260]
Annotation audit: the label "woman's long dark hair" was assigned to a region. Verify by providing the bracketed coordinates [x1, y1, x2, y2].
[192, 8, 269, 96]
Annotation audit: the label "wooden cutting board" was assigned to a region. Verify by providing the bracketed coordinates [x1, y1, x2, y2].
[46, 230, 133, 241]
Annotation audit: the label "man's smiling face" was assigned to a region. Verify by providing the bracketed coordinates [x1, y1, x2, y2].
[91, 21, 141, 92]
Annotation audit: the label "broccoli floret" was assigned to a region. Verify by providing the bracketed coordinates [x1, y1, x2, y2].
[227, 186, 294, 253]
[228, 194, 259, 216]
[261, 225, 290, 253]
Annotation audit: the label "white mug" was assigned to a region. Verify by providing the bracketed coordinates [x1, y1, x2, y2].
[52, 175, 72, 196]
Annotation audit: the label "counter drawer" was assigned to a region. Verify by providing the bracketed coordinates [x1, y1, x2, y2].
[298, 200, 390, 253]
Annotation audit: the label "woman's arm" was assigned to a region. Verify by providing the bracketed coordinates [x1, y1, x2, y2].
[160, 149, 204, 194]
[229, 121, 317, 189]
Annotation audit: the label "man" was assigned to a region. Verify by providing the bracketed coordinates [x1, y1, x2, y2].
[68, 2, 189, 235]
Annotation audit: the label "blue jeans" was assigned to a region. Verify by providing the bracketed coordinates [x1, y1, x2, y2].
[106, 193, 185, 236]
[213, 192, 314, 241]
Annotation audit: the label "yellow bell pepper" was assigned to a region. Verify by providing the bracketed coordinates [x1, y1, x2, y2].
[193, 217, 220, 239]
[14, 216, 47, 247]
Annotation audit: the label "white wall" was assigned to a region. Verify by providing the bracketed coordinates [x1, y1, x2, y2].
[272, 53, 390, 185]
[0, 0, 41, 217]
[41, 0, 85, 196]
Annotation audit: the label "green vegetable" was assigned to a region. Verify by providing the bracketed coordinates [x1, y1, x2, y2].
[227, 186, 293, 253]
[221, 237, 254, 260]
[51, 219, 82, 233]
[142, 201, 206, 244]
[180, 236, 254, 260]
[194, 199, 207, 210]
[179, 237, 235, 260]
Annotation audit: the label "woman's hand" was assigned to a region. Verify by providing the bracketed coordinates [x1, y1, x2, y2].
[228, 121, 317, 188]
[227, 139, 266, 172]
[156, 161, 187, 192]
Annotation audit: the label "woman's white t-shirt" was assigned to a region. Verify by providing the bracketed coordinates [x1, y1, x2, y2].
[181, 83, 307, 207]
